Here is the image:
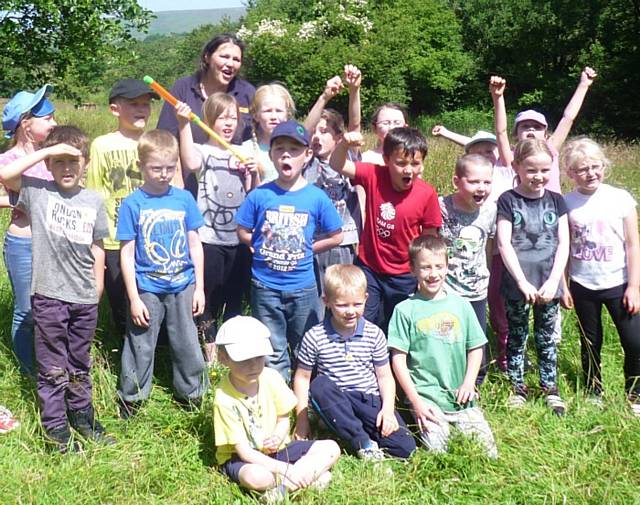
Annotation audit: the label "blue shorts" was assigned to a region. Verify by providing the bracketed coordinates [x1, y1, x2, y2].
[221, 440, 315, 484]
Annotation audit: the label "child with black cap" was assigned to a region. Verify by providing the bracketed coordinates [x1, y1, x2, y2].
[236, 120, 343, 381]
[85, 79, 180, 336]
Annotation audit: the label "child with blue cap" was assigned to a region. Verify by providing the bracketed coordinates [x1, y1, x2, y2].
[0, 84, 56, 375]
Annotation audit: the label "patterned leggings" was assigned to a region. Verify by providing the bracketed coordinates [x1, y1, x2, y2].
[505, 299, 559, 392]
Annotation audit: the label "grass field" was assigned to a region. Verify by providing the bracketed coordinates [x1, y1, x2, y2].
[1, 102, 640, 504]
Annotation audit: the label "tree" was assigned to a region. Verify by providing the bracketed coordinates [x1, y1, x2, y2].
[0, 0, 152, 98]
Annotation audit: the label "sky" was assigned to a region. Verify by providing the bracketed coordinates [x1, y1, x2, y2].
[138, 0, 244, 11]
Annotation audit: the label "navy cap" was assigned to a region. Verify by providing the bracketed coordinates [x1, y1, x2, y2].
[2, 84, 54, 138]
[109, 79, 159, 103]
[270, 120, 310, 147]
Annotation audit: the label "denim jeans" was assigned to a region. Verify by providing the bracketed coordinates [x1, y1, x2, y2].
[3, 233, 34, 375]
[250, 279, 321, 381]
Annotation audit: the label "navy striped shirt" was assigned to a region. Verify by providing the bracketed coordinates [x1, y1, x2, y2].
[297, 317, 388, 395]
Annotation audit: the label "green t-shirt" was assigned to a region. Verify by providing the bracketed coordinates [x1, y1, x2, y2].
[388, 292, 487, 413]
[86, 132, 142, 250]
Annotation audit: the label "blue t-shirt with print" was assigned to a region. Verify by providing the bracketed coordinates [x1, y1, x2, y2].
[116, 186, 205, 294]
[236, 182, 342, 291]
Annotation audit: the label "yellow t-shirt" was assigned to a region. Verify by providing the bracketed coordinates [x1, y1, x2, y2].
[213, 367, 297, 465]
[85, 132, 143, 250]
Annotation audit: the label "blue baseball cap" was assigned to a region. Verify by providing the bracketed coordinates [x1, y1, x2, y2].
[270, 120, 310, 147]
[2, 84, 55, 138]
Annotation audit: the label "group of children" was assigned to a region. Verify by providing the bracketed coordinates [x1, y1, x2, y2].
[1, 54, 640, 503]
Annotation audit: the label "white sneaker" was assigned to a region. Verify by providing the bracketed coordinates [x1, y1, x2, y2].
[357, 440, 385, 461]
[546, 394, 566, 416]
[628, 397, 640, 418]
[260, 485, 286, 504]
[507, 392, 527, 409]
[0, 405, 19, 434]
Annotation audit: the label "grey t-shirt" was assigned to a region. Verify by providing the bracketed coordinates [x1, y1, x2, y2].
[305, 156, 361, 246]
[497, 189, 567, 300]
[17, 177, 109, 304]
[439, 195, 496, 300]
[195, 144, 247, 246]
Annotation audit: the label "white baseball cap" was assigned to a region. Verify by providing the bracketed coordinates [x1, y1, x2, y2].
[216, 316, 273, 361]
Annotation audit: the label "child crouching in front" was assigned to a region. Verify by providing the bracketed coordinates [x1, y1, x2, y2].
[214, 316, 340, 503]
[388, 236, 497, 458]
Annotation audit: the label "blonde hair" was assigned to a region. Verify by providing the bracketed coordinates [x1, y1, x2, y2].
[323, 264, 367, 300]
[512, 138, 553, 165]
[454, 153, 493, 178]
[138, 129, 178, 165]
[202, 92, 239, 130]
[559, 137, 610, 175]
[250, 83, 296, 135]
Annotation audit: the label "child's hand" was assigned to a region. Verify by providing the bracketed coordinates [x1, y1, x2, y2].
[517, 279, 539, 304]
[130, 298, 150, 328]
[431, 125, 447, 136]
[323, 75, 343, 101]
[262, 434, 283, 454]
[537, 278, 559, 304]
[46, 143, 82, 158]
[192, 287, 205, 317]
[560, 290, 574, 310]
[240, 158, 258, 175]
[376, 407, 399, 437]
[489, 76, 507, 98]
[456, 381, 477, 406]
[410, 397, 441, 432]
[174, 101, 192, 124]
[342, 131, 364, 148]
[623, 285, 640, 315]
[580, 67, 597, 87]
[344, 64, 362, 91]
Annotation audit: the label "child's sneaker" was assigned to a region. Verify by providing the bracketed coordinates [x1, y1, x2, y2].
[507, 389, 528, 409]
[586, 388, 604, 408]
[68, 407, 116, 445]
[545, 392, 566, 416]
[0, 405, 19, 434]
[357, 440, 385, 461]
[45, 423, 81, 453]
[260, 484, 286, 504]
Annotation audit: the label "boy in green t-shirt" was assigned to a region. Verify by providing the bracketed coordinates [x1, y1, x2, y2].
[388, 235, 497, 458]
[86, 79, 166, 335]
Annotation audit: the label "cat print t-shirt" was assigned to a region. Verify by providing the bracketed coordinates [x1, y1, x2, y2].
[497, 189, 567, 300]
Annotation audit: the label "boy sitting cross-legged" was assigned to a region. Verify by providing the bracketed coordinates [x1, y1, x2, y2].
[388, 236, 497, 458]
[214, 316, 340, 503]
[293, 264, 416, 461]
[0, 126, 113, 452]
[116, 129, 208, 417]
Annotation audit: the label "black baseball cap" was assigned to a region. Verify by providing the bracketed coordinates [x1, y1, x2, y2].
[109, 79, 159, 103]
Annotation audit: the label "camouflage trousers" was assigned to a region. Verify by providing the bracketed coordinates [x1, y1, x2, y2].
[505, 299, 559, 392]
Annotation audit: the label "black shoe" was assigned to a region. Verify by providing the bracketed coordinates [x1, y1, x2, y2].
[68, 407, 116, 445]
[46, 424, 81, 454]
[174, 396, 203, 412]
[118, 399, 141, 420]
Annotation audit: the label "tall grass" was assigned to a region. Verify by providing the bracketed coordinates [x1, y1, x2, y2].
[1, 107, 640, 504]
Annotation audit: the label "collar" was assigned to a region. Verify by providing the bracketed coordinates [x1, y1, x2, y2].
[323, 316, 365, 342]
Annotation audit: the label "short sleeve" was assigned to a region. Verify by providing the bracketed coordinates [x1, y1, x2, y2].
[115, 196, 137, 241]
[550, 191, 568, 217]
[620, 189, 637, 217]
[496, 191, 513, 220]
[235, 191, 258, 231]
[387, 305, 412, 353]
[316, 191, 343, 234]
[420, 188, 442, 229]
[15, 179, 32, 213]
[183, 192, 205, 230]
[93, 199, 110, 241]
[296, 328, 319, 370]
[266, 369, 297, 416]
[371, 327, 390, 366]
[352, 162, 375, 186]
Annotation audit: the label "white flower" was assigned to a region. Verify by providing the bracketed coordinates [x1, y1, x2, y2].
[236, 25, 252, 41]
[255, 19, 287, 38]
[297, 20, 319, 40]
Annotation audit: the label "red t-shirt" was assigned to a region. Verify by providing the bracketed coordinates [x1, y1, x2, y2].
[353, 162, 441, 275]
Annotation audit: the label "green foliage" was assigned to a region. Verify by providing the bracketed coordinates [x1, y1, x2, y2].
[239, 0, 472, 118]
[0, 0, 152, 100]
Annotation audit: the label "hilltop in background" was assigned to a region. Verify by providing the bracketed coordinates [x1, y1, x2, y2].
[143, 7, 245, 37]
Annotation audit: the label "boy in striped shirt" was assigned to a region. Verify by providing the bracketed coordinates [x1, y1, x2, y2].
[292, 265, 415, 460]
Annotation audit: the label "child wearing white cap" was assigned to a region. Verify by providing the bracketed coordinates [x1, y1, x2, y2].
[213, 316, 340, 502]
